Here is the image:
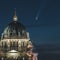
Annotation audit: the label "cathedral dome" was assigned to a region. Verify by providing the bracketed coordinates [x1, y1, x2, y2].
[2, 21, 27, 39]
[1, 10, 27, 39]
[8, 21, 26, 31]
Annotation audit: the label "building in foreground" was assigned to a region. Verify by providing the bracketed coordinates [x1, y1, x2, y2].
[0, 10, 38, 60]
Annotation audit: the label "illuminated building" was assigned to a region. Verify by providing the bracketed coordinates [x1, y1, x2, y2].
[0, 10, 38, 60]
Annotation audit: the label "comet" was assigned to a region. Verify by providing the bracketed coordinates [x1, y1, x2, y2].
[35, 11, 40, 20]
[35, 15, 39, 20]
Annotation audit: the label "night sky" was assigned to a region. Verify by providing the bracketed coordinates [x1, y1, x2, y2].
[0, 0, 60, 44]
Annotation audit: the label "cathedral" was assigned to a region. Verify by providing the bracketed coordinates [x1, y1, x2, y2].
[0, 10, 38, 60]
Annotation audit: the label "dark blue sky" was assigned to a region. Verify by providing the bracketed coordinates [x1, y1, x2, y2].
[0, 0, 60, 44]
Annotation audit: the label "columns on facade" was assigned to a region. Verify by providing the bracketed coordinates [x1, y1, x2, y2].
[18, 41, 21, 51]
[7, 40, 10, 51]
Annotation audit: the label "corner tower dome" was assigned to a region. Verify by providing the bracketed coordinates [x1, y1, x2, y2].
[1, 10, 29, 39]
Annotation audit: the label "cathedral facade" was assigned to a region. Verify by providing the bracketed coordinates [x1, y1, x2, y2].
[0, 10, 38, 60]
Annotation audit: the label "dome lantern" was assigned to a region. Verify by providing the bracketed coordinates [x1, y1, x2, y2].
[13, 9, 18, 22]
